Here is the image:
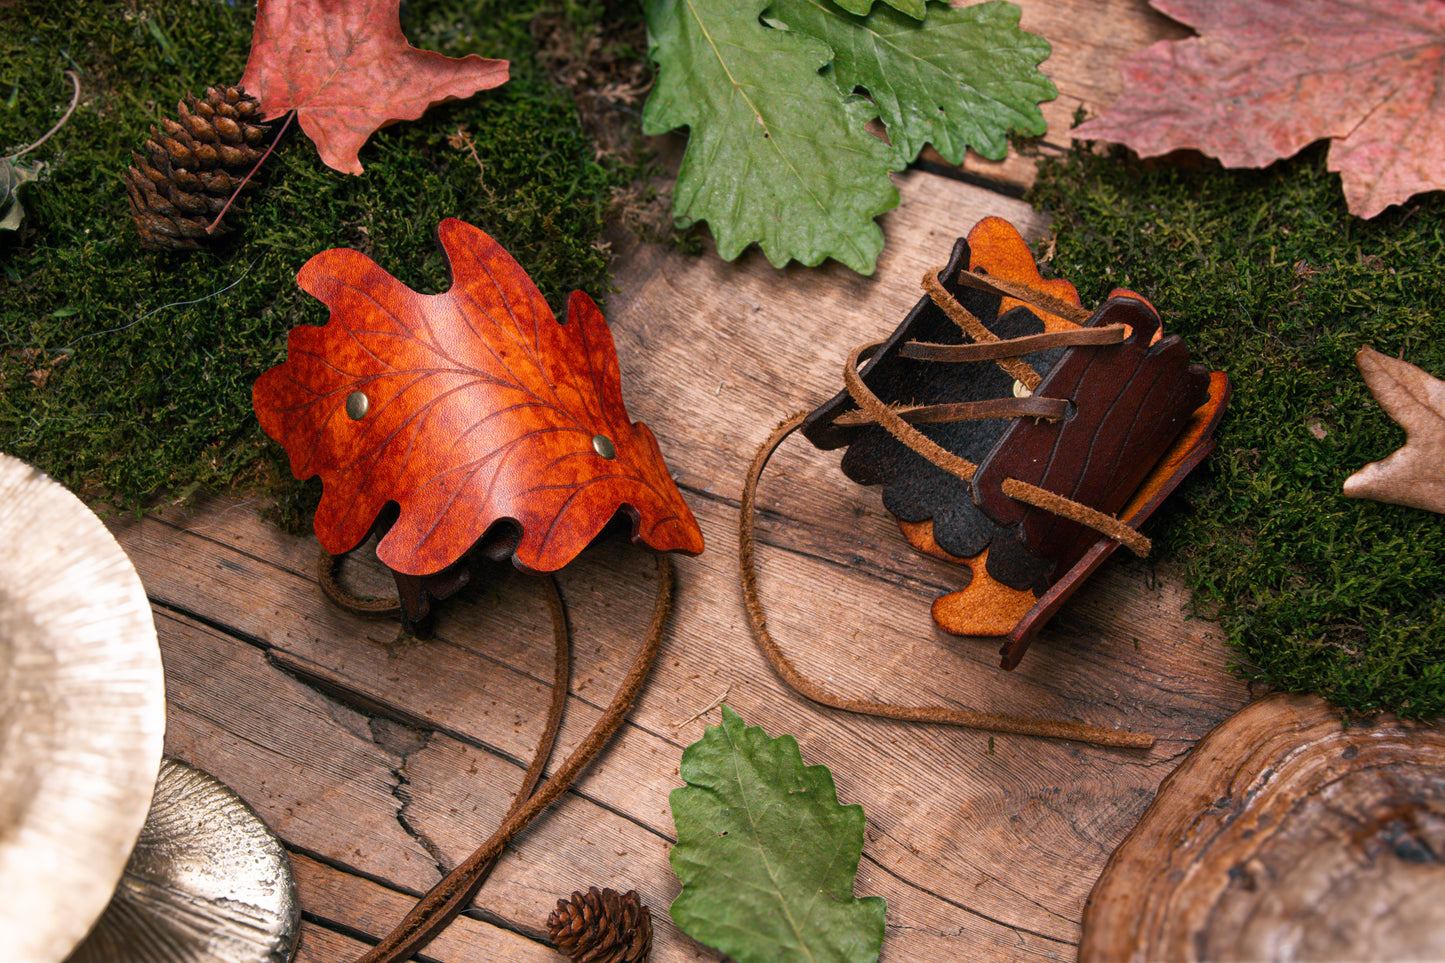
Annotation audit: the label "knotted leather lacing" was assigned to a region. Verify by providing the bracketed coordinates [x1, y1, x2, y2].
[738, 265, 1158, 750]
[849, 268, 1151, 557]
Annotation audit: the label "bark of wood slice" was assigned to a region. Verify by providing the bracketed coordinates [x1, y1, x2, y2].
[1080, 692, 1445, 962]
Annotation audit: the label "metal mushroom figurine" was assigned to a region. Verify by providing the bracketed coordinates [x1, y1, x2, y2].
[0, 454, 301, 963]
[68, 760, 300, 963]
[0, 453, 166, 962]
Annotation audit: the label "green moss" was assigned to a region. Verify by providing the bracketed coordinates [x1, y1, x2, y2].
[1, 0, 638, 511]
[1028, 143, 1445, 720]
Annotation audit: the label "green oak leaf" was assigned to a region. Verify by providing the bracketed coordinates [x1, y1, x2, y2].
[669, 706, 886, 963]
[769, 0, 1055, 165]
[0, 159, 44, 233]
[830, 0, 927, 19]
[642, 0, 900, 274]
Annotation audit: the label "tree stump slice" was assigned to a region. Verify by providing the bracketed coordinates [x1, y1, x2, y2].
[1080, 692, 1445, 962]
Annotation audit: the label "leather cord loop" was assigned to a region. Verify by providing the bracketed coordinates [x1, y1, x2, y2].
[318, 549, 403, 615]
[737, 413, 1154, 749]
[354, 555, 675, 963]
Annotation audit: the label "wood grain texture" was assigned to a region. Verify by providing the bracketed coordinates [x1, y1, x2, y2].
[102, 160, 1251, 960]
[291, 853, 556, 962]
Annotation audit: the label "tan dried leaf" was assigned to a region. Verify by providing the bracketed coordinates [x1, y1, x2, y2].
[1343, 346, 1445, 513]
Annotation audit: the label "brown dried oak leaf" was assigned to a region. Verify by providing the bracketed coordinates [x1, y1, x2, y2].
[252, 218, 704, 576]
[1073, 0, 1445, 218]
[1343, 346, 1445, 514]
[239, 0, 509, 174]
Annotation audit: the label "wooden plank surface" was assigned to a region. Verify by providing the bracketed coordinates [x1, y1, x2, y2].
[93, 3, 1258, 960]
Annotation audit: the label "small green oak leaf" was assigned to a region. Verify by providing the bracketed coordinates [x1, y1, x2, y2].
[669, 706, 886, 963]
[768, 0, 1055, 165]
[642, 0, 900, 274]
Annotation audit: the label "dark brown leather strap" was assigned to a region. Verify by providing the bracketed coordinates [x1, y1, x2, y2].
[899, 323, 1127, 362]
[952, 266, 1095, 325]
[832, 396, 1068, 426]
[317, 549, 402, 615]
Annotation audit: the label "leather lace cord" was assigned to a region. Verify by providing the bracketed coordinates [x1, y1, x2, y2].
[832, 395, 1070, 426]
[921, 271, 1041, 390]
[318, 549, 403, 615]
[334, 553, 675, 963]
[1002, 478, 1151, 557]
[899, 323, 1127, 362]
[950, 265, 1096, 326]
[739, 412, 1153, 749]
[882, 267, 1152, 557]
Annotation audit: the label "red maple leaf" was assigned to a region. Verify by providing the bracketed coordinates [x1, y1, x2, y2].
[239, 0, 509, 174]
[252, 219, 704, 576]
[1073, 0, 1445, 218]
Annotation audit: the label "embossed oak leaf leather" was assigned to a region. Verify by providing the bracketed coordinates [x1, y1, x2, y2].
[253, 218, 704, 579]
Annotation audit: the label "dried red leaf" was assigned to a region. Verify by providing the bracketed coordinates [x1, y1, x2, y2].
[253, 218, 704, 576]
[239, 0, 509, 174]
[1073, 0, 1445, 218]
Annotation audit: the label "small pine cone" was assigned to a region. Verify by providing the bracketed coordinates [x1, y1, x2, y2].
[547, 886, 653, 963]
[123, 86, 273, 250]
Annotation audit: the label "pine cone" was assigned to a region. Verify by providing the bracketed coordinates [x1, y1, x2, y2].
[547, 886, 653, 963]
[124, 86, 273, 250]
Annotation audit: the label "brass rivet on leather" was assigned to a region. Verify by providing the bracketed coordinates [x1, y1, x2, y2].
[592, 434, 616, 459]
[345, 390, 369, 421]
